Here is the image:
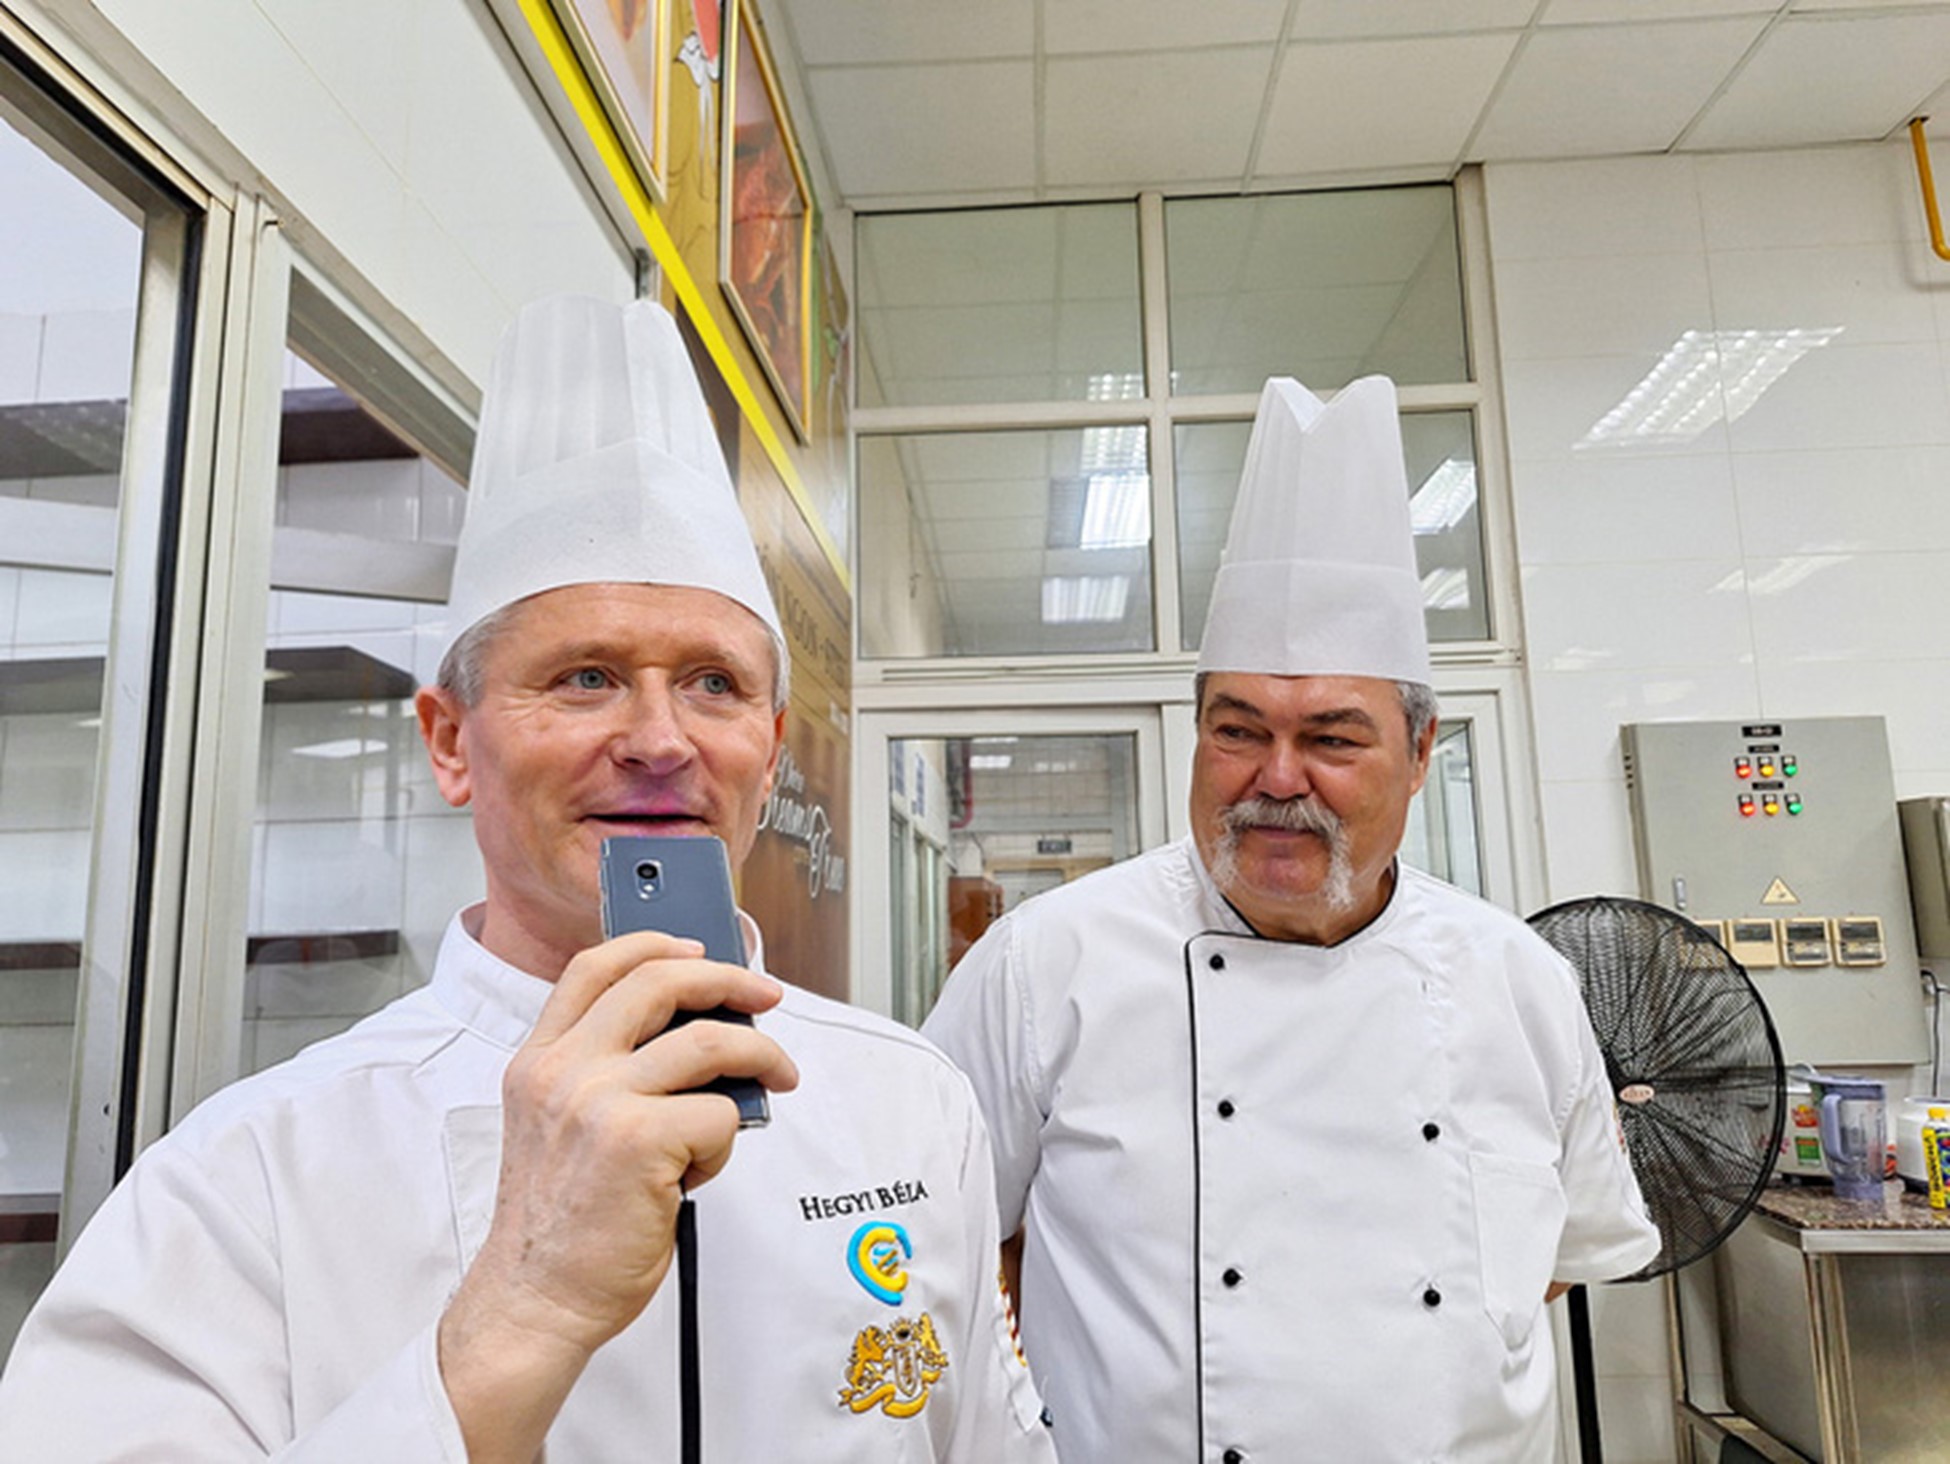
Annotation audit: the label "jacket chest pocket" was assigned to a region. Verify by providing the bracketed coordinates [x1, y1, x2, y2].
[1468, 1151, 1567, 1350]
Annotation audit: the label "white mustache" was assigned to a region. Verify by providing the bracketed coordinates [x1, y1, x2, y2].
[1219, 795, 1343, 842]
[1210, 795, 1357, 913]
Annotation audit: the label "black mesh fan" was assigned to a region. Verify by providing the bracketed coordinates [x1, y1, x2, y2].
[1528, 896, 1785, 1279]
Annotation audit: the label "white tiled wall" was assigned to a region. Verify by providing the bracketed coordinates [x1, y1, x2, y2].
[1486, 142, 1950, 1464]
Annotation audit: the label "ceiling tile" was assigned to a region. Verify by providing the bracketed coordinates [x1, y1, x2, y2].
[1044, 0, 1286, 52]
[777, 0, 1033, 66]
[1044, 49, 1271, 187]
[806, 60, 1036, 197]
[1258, 34, 1519, 177]
[1687, 13, 1950, 149]
[1472, 18, 1770, 158]
[1540, 0, 1777, 20]
[1292, 0, 1537, 38]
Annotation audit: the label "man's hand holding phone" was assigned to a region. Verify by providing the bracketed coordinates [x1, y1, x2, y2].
[436, 918, 798, 1463]
[598, 836, 771, 1127]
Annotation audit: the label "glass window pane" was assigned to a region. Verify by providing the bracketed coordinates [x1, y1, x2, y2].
[1165, 187, 1466, 395]
[1403, 721, 1482, 897]
[1174, 409, 1487, 651]
[856, 204, 1143, 407]
[1401, 411, 1490, 644]
[861, 425, 1155, 658]
[241, 351, 480, 1076]
[891, 733, 1141, 1026]
[0, 108, 144, 1352]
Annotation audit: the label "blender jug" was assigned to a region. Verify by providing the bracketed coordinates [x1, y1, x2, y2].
[1810, 1073, 1887, 1202]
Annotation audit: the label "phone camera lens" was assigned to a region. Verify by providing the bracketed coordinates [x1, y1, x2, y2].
[634, 860, 661, 885]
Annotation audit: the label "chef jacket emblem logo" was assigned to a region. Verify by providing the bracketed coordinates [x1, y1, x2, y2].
[837, 1312, 949, 1419]
[848, 1221, 911, 1305]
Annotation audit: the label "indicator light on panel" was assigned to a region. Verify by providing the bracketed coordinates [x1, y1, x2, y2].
[1782, 755, 1798, 777]
[1762, 796, 1780, 816]
[1735, 757, 1753, 778]
[1739, 795, 1757, 817]
[1786, 795, 1803, 815]
[1758, 760, 1777, 778]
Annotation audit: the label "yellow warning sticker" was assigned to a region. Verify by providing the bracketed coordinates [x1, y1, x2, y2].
[1761, 878, 1799, 905]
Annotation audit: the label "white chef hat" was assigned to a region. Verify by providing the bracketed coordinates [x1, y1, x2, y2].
[440, 294, 784, 669]
[1195, 375, 1430, 685]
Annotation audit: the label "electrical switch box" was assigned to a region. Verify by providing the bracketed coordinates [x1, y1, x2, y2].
[1727, 918, 1780, 969]
[1832, 916, 1886, 967]
[1778, 918, 1831, 967]
[1622, 717, 1928, 1065]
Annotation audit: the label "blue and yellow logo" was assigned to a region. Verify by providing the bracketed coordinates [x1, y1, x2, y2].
[848, 1221, 911, 1305]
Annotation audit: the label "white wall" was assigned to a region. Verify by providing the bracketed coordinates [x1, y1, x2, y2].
[1488, 144, 1950, 895]
[64, 0, 634, 380]
[1485, 141, 1950, 1464]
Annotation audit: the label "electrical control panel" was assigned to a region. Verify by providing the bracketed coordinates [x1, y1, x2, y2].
[1622, 717, 1928, 1065]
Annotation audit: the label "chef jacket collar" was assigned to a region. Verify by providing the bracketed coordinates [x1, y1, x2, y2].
[432, 903, 770, 1050]
[1185, 838, 1408, 950]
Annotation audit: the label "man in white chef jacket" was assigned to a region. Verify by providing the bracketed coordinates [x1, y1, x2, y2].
[923, 376, 1660, 1464]
[0, 296, 1052, 1463]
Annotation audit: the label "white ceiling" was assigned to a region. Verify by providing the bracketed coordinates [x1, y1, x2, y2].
[768, 0, 1950, 211]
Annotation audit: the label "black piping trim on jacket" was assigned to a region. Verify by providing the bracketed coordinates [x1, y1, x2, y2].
[1183, 933, 1205, 1462]
[1186, 922, 1276, 1463]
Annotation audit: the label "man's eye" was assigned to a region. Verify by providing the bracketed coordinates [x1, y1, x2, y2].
[568, 668, 609, 691]
[698, 671, 734, 696]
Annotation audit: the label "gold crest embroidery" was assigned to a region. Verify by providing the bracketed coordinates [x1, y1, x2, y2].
[837, 1312, 949, 1418]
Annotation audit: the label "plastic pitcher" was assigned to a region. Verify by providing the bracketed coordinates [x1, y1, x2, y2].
[1799, 1068, 1887, 1203]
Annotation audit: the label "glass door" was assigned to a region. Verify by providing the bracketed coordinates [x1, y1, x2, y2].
[856, 708, 1166, 1024]
[237, 338, 473, 1078]
[0, 65, 202, 1352]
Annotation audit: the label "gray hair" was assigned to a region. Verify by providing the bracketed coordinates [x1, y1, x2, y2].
[1398, 680, 1439, 746]
[436, 601, 790, 713]
[436, 603, 517, 708]
[1193, 672, 1438, 745]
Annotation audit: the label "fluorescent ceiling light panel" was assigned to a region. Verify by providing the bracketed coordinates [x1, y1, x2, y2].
[1079, 472, 1151, 549]
[968, 753, 1013, 770]
[292, 737, 391, 760]
[1409, 458, 1477, 534]
[1045, 426, 1149, 549]
[1086, 372, 1144, 401]
[1709, 556, 1838, 597]
[1080, 424, 1145, 473]
[1579, 328, 1842, 448]
[1419, 566, 1471, 611]
[1042, 574, 1130, 623]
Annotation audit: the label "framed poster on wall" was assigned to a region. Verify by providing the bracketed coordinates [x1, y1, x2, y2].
[555, 0, 670, 201]
[719, 0, 812, 443]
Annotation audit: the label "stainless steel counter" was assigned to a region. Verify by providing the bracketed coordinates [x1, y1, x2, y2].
[1702, 1180, 1950, 1462]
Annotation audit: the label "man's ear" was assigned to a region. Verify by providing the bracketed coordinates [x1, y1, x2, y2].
[415, 685, 473, 809]
[1406, 715, 1438, 797]
[760, 705, 787, 800]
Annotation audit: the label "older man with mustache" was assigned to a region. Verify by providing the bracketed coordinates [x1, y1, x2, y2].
[922, 377, 1659, 1464]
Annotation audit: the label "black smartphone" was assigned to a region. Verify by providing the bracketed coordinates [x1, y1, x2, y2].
[599, 835, 769, 1128]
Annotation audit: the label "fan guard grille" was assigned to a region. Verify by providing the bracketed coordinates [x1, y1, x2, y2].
[1529, 896, 1785, 1279]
